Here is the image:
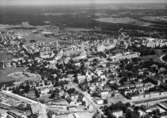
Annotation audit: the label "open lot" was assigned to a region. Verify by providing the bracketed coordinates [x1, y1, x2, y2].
[0, 67, 25, 83]
[142, 16, 167, 22]
[95, 17, 153, 27]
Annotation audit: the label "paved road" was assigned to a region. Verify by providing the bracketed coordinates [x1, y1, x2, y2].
[1, 90, 95, 117]
[133, 96, 167, 105]
[1, 91, 47, 118]
[160, 54, 167, 64]
[69, 82, 103, 115]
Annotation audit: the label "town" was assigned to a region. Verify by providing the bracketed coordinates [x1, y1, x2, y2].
[0, 21, 167, 118]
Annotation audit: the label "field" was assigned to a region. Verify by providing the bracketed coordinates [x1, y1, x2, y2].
[0, 3, 167, 84]
[0, 67, 25, 83]
[0, 4, 167, 31]
[95, 17, 153, 26]
[142, 16, 167, 22]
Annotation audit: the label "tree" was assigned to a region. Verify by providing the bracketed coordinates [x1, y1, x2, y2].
[24, 83, 30, 93]
[34, 88, 40, 98]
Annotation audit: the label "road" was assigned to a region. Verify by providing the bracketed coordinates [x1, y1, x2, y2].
[1, 90, 96, 118]
[69, 82, 103, 115]
[1, 90, 47, 118]
[1, 81, 104, 117]
[160, 54, 167, 64]
[133, 96, 167, 105]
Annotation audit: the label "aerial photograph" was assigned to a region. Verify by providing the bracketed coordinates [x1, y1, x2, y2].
[0, 0, 167, 118]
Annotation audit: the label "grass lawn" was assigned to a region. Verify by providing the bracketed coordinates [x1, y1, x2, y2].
[140, 49, 166, 63]
[0, 67, 25, 83]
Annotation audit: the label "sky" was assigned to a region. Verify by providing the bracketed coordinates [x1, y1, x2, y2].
[1, 0, 167, 6]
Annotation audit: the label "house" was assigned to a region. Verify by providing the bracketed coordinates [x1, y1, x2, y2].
[112, 110, 124, 118]
[101, 91, 109, 99]
[77, 74, 86, 84]
[40, 87, 50, 96]
[94, 98, 104, 105]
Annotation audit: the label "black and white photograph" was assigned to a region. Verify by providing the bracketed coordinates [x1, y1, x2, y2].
[0, 0, 167, 118]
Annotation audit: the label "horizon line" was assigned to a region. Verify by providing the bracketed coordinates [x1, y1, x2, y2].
[0, 2, 167, 7]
